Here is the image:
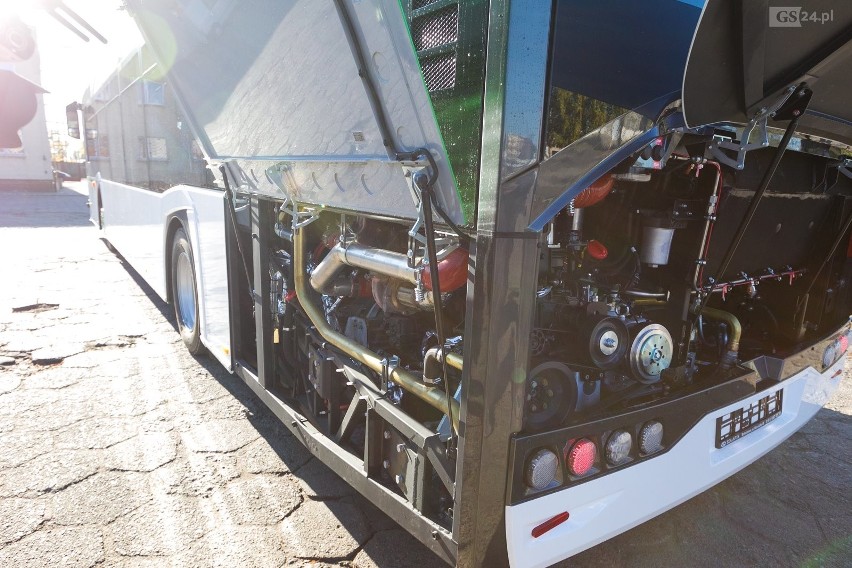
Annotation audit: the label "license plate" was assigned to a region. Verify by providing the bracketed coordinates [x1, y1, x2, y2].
[715, 390, 783, 448]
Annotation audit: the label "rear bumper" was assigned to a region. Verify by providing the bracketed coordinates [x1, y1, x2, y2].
[505, 355, 845, 568]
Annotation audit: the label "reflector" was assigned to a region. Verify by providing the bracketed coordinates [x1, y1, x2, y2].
[639, 420, 664, 454]
[525, 449, 559, 490]
[531, 511, 570, 538]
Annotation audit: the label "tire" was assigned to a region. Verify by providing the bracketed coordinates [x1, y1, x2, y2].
[170, 227, 203, 354]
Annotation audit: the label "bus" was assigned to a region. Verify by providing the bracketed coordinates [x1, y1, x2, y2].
[67, 1, 852, 566]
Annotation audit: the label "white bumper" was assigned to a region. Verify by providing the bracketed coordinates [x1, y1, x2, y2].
[505, 357, 845, 568]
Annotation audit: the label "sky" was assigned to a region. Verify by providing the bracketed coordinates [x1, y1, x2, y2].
[9, 0, 144, 128]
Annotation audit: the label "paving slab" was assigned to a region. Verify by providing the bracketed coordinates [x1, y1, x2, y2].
[50, 471, 150, 526]
[0, 526, 104, 568]
[0, 449, 100, 497]
[0, 497, 46, 545]
[217, 474, 302, 525]
[104, 432, 178, 472]
[108, 496, 209, 557]
[279, 499, 372, 561]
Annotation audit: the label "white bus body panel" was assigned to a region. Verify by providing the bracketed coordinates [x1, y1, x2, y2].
[505, 356, 846, 568]
[98, 179, 232, 369]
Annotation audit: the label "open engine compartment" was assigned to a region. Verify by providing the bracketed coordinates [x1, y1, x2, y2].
[528, 145, 852, 430]
[223, 131, 852, 531]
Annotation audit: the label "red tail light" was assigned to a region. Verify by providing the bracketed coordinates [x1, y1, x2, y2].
[565, 438, 597, 476]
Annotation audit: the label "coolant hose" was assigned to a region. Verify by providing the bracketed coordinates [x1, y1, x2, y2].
[294, 227, 460, 432]
[695, 307, 741, 369]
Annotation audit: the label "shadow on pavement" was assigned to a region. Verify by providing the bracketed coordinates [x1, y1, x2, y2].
[112, 244, 428, 566]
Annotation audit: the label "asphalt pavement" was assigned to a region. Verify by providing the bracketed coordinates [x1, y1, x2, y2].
[0, 183, 850, 568]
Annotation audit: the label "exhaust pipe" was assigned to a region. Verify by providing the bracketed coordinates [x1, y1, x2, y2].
[310, 240, 468, 297]
[311, 242, 415, 294]
[294, 228, 460, 432]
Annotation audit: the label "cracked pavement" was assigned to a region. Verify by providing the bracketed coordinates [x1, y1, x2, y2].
[1, 184, 850, 567]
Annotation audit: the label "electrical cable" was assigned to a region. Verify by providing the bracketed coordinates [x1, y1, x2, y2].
[417, 172, 457, 440]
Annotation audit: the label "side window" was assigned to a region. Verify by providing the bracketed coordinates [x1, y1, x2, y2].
[139, 136, 167, 160]
[86, 130, 109, 159]
[141, 80, 165, 105]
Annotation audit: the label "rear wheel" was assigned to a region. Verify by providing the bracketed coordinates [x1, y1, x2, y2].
[171, 228, 203, 354]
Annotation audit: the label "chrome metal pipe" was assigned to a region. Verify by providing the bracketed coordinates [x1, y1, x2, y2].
[295, 228, 459, 431]
[423, 347, 464, 384]
[622, 289, 669, 299]
[310, 241, 416, 294]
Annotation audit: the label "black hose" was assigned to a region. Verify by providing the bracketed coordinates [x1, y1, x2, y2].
[407, 148, 471, 247]
[418, 175, 456, 439]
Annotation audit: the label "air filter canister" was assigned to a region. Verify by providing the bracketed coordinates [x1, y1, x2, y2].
[640, 217, 675, 267]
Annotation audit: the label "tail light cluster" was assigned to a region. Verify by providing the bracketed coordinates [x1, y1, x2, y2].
[822, 329, 851, 370]
[523, 420, 665, 493]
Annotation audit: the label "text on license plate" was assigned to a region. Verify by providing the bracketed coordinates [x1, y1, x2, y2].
[715, 390, 783, 448]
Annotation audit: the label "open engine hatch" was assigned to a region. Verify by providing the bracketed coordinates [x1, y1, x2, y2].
[683, 0, 852, 147]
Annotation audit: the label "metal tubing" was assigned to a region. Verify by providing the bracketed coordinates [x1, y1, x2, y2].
[310, 241, 417, 294]
[622, 289, 669, 299]
[571, 206, 584, 232]
[423, 347, 464, 384]
[294, 228, 459, 431]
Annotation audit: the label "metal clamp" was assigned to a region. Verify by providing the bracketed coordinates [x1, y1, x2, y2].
[380, 355, 404, 404]
[840, 159, 852, 180]
[381, 355, 400, 388]
[277, 196, 319, 234]
[709, 85, 798, 170]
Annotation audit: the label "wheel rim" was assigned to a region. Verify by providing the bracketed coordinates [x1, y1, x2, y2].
[175, 251, 196, 331]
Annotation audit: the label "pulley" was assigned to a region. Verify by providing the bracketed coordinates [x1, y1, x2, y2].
[587, 317, 629, 370]
[628, 323, 673, 383]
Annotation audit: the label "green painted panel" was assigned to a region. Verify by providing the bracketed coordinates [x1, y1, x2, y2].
[403, 0, 489, 225]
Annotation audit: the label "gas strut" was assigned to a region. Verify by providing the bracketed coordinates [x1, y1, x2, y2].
[414, 161, 457, 440]
[694, 84, 812, 318]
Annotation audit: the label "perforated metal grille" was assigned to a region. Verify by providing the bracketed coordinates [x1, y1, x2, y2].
[421, 52, 456, 91]
[412, 0, 440, 9]
[411, 5, 458, 52]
